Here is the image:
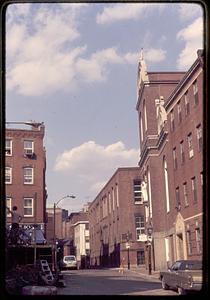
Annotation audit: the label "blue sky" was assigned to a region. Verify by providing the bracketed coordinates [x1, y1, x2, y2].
[6, 2, 204, 213]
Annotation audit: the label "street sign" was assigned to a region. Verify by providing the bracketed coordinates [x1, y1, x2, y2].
[125, 242, 130, 249]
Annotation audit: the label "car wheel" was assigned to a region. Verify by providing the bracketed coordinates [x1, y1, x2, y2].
[177, 287, 186, 295]
[161, 277, 169, 290]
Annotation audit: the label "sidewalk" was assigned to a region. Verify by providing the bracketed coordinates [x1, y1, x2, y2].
[108, 266, 160, 281]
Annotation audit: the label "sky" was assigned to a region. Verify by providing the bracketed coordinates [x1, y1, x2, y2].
[5, 2, 204, 213]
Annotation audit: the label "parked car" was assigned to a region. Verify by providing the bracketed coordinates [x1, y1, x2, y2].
[62, 255, 77, 270]
[159, 260, 202, 295]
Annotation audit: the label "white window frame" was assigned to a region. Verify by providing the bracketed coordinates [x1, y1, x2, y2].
[108, 192, 111, 214]
[180, 141, 185, 164]
[140, 113, 144, 142]
[133, 180, 143, 204]
[112, 187, 115, 211]
[173, 148, 177, 170]
[183, 182, 189, 206]
[135, 216, 145, 241]
[177, 101, 182, 123]
[187, 133, 194, 158]
[6, 197, 12, 216]
[23, 197, 34, 217]
[170, 110, 175, 131]
[196, 124, 202, 152]
[24, 140, 34, 155]
[191, 177, 197, 203]
[6, 139, 12, 156]
[163, 159, 170, 213]
[5, 167, 12, 184]
[23, 167, 34, 184]
[195, 227, 201, 254]
[116, 183, 119, 207]
[143, 101, 148, 132]
[184, 92, 190, 116]
[186, 230, 192, 255]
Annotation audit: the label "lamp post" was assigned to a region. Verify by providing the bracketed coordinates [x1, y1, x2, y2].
[147, 224, 153, 275]
[126, 231, 131, 270]
[53, 195, 76, 271]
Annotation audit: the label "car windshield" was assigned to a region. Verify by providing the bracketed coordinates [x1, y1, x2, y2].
[185, 261, 202, 270]
[64, 256, 76, 261]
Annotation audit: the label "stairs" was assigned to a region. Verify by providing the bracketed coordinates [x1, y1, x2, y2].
[38, 260, 55, 285]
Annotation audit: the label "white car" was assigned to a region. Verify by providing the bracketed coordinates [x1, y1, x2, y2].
[62, 255, 77, 270]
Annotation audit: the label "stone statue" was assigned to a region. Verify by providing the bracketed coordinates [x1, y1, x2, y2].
[155, 96, 167, 134]
[137, 48, 149, 94]
[141, 180, 148, 202]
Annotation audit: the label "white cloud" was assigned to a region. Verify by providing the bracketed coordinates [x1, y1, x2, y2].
[178, 3, 203, 22]
[96, 3, 166, 25]
[54, 140, 139, 196]
[176, 17, 203, 70]
[144, 48, 166, 63]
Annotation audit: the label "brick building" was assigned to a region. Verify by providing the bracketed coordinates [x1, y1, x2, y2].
[88, 167, 146, 269]
[136, 50, 203, 270]
[6, 122, 47, 233]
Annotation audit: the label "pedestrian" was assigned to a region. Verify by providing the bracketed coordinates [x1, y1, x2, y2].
[7, 206, 23, 244]
[119, 257, 125, 274]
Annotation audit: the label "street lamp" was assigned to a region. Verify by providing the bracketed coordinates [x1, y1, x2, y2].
[126, 231, 131, 270]
[147, 224, 153, 275]
[53, 195, 76, 271]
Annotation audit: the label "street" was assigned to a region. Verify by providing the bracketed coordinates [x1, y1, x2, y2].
[57, 268, 178, 295]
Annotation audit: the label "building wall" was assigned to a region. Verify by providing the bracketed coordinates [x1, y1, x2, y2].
[136, 50, 203, 270]
[6, 124, 47, 230]
[89, 167, 146, 268]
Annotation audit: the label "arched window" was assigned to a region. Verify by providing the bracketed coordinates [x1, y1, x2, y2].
[163, 157, 170, 213]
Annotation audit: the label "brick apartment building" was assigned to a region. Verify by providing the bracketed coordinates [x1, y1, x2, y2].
[136, 50, 203, 271]
[88, 167, 146, 268]
[6, 122, 47, 233]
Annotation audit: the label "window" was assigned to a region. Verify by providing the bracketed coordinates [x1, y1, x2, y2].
[163, 158, 170, 213]
[85, 223, 89, 230]
[137, 250, 145, 265]
[195, 227, 201, 254]
[5, 167, 12, 184]
[180, 141, 185, 164]
[140, 113, 144, 142]
[173, 148, 178, 170]
[23, 167, 34, 184]
[187, 133, 194, 158]
[200, 172, 203, 186]
[186, 230, 192, 255]
[112, 187, 115, 211]
[23, 198, 33, 216]
[177, 101, 182, 123]
[116, 183, 119, 207]
[184, 92, 190, 116]
[108, 192, 111, 214]
[135, 216, 145, 240]
[24, 140, 34, 155]
[6, 139, 12, 156]
[175, 187, 180, 209]
[6, 197, 12, 216]
[196, 124, 202, 152]
[191, 177, 197, 203]
[170, 110, 175, 131]
[133, 180, 143, 204]
[193, 80, 199, 105]
[183, 182, 189, 206]
[143, 101, 148, 132]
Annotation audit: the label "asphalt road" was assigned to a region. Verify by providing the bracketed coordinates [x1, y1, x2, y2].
[57, 268, 178, 295]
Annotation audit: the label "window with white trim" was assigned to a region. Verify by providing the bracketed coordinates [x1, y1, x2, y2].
[184, 92, 190, 116]
[24, 140, 34, 155]
[140, 113, 144, 142]
[6, 139, 12, 156]
[6, 197, 12, 216]
[135, 216, 145, 240]
[5, 167, 12, 184]
[108, 192, 111, 214]
[180, 140, 185, 165]
[183, 182, 189, 206]
[170, 110, 175, 132]
[186, 230, 192, 255]
[23, 198, 33, 217]
[173, 148, 177, 170]
[193, 80, 199, 105]
[177, 101, 182, 123]
[133, 180, 143, 204]
[143, 101, 148, 132]
[195, 227, 201, 254]
[116, 183, 119, 207]
[112, 187, 115, 211]
[191, 177, 197, 203]
[23, 167, 34, 184]
[187, 133, 194, 158]
[163, 159, 170, 213]
[196, 124, 202, 152]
